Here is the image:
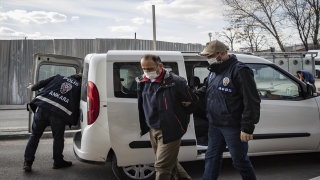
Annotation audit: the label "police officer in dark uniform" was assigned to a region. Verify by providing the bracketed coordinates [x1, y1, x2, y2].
[196, 40, 261, 180]
[23, 73, 82, 171]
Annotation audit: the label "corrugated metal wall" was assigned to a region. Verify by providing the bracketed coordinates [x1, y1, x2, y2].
[0, 39, 204, 105]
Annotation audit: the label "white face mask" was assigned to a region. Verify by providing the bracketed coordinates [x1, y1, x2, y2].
[144, 66, 160, 80]
[207, 58, 223, 65]
[207, 53, 222, 65]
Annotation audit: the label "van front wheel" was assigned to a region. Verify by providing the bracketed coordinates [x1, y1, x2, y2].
[111, 154, 156, 180]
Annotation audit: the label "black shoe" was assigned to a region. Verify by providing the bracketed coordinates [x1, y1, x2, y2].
[52, 160, 72, 169]
[23, 162, 32, 171]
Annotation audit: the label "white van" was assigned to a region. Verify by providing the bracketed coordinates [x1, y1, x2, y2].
[306, 50, 320, 78]
[32, 51, 320, 180]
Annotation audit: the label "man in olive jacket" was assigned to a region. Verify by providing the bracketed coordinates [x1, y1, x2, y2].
[137, 54, 199, 180]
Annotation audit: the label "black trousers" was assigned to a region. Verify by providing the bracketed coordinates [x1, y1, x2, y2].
[24, 107, 66, 164]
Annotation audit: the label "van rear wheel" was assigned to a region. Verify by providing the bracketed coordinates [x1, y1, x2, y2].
[111, 154, 156, 180]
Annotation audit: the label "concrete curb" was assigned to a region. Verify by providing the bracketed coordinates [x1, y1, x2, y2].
[0, 130, 78, 141]
[0, 105, 26, 110]
[310, 177, 320, 180]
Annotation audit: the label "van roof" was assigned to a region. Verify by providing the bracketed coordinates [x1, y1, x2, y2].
[305, 50, 319, 58]
[106, 50, 184, 63]
[182, 52, 272, 64]
[86, 51, 273, 64]
[308, 50, 320, 52]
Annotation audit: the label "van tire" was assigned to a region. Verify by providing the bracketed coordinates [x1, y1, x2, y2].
[111, 154, 156, 180]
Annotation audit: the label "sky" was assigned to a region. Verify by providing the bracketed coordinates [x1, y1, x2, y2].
[0, 0, 228, 46]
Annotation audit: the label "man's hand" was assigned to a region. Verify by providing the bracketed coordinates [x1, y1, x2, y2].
[298, 74, 303, 81]
[240, 131, 253, 142]
[27, 83, 33, 89]
[182, 101, 191, 107]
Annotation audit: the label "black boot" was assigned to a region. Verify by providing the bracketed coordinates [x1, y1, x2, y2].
[23, 162, 32, 171]
[52, 160, 72, 169]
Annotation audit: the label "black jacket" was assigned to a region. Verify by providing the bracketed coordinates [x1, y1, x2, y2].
[195, 55, 260, 134]
[137, 70, 199, 144]
[29, 74, 81, 126]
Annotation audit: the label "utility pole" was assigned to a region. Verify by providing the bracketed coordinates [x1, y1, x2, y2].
[134, 32, 137, 50]
[152, 5, 156, 50]
[208, 32, 212, 42]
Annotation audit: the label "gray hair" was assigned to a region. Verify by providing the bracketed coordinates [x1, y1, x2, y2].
[141, 54, 162, 64]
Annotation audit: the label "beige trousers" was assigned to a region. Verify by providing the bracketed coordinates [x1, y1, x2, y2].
[149, 128, 192, 180]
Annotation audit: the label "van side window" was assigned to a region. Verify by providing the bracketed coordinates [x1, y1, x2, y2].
[246, 64, 301, 100]
[38, 64, 76, 81]
[37, 64, 77, 94]
[194, 67, 209, 83]
[113, 62, 179, 98]
[81, 63, 89, 102]
[191, 67, 209, 89]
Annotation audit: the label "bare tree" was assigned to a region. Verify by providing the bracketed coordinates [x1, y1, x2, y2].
[222, 0, 287, 51]
[306, 0, 320, 49]
[237, 19, 268, 52]
[281, 0, 312, 51]
[238, 19, 269, 52]
[215, 26, 239, 51]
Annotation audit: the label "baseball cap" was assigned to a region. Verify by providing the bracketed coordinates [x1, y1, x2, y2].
[198, 40, 229, 56]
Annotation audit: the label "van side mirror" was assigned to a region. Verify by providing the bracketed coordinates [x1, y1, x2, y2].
[306, 83, 317, 97]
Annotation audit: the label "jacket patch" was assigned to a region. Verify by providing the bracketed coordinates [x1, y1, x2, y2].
[223, 77, 230, 86]
[63, 77, 79, 86]
[60, 82, 72, 94]
[218, 87, 232, 92]
[49, 91, 70, 103]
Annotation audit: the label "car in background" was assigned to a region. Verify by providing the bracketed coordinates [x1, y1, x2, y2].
[306, 50, 320, 78]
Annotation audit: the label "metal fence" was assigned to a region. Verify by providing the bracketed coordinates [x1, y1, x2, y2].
[0, 39, 204, 105]
[254, 52, 318, 76]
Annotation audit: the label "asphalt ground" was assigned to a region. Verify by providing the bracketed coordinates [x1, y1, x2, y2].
[1, 138, 320, 180]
